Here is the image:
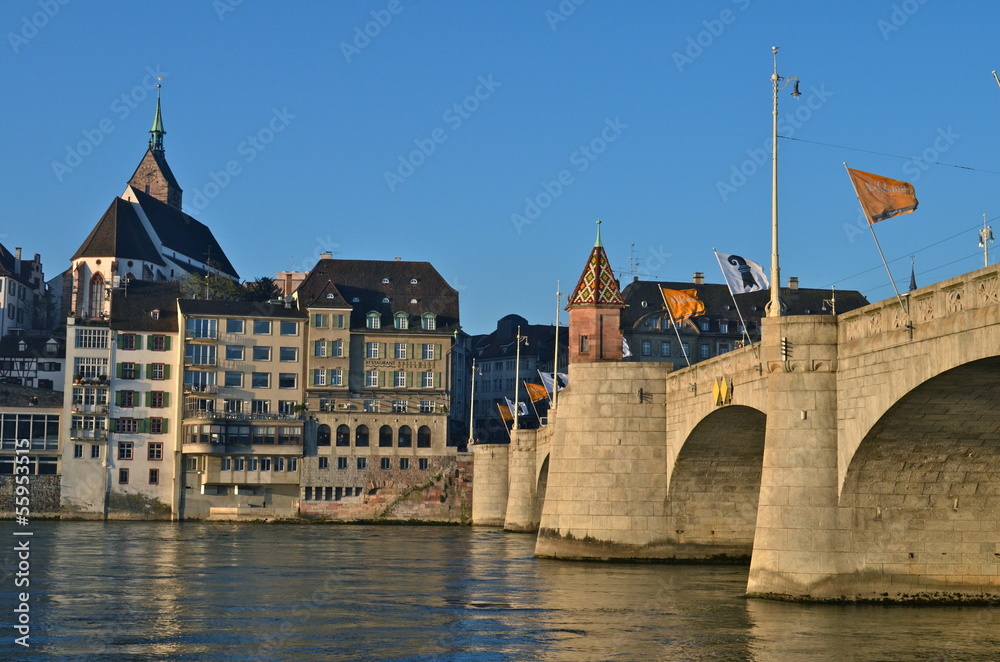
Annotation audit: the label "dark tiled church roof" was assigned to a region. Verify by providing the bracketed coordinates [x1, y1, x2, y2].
[295, 258, 460, 332]
[71, 198, 165, 265]
[129, 187, 238, 278]
[109, 281, 181, 332]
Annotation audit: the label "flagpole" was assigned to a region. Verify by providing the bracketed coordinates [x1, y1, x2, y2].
[552, 281, 560, 411]
[467, 358, 477, 446]
[713, 250, 757, 355]
[513, 326, 526, 431]
[660, 287, 691, 367]
[844, 162, 908, 315]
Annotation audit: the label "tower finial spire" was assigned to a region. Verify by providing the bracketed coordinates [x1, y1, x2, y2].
[149, 79, 165, 153]
[595, 218, 603, 248]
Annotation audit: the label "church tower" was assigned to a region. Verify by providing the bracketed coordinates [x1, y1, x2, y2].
[566, 221, 627, 363]
[126, 83, 183, 209]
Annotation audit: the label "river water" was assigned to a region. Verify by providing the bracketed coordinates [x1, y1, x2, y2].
[2, 521, 999, 661]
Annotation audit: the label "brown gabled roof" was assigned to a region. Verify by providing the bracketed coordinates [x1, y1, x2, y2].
[109, 281, 181, 332]
[71, 198, 165, 265]
[295, 258, 459, 332]
[127, 147, 182, 193]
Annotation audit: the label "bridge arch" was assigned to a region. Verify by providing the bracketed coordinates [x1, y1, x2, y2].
[667, 404, 766, 553]
[839, 356, 1000, 592]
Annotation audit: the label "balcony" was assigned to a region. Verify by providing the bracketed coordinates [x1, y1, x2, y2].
[183, 410, 303, 422]
[184, 384, 219, 395]
[182, 440, 303, 456]
[70, 428, 108, 441]
[201, 467, 301, 485]
[184, 357, 217, 367]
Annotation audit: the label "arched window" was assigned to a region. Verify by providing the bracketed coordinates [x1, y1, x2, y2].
[417, 426, 432, 448]
[336, 424, 350, 446]
[397, 425, 412, 447]
[421, 313, 436, 330]
[88, 272, 104, 318]
[379, 425, 393, 447]
[366, 312, 381, 329]
[355, 424, 369, 447]
[394, 312, 409, 330]
[316, 424, 331, 446]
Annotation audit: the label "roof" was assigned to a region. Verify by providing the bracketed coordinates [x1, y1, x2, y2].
[0, 243, 16, 279]
[471, 322, 563, 361]
[620, 279, 869, 328]
[294, 258, 460, 332]
[568, 243, 626, 307]
[0, 335, 65, 359]
[178, 299, 307, 319]
[127, 147, 181, 193]
[71, 198, 165, 265]
[128, 187, 238, 278]
[0, 383, 63, 408]
[109, 281, 182, 332]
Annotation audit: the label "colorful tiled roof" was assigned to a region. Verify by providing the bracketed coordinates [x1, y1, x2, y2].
[567, 224, 625, 307]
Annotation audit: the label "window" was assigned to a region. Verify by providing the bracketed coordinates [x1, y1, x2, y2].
[118, 442, 134, 460]
[186, 318, 217, 339]
[252, 373, 270, 389]
[278, 373, 296, 389]
[335, 425, 350, 446]
[314, 340, 327, 357]
[279, 347, 297, 362]
[252, 346, 271, 361]
[120, 333, 137, 350]
[184, 371, 215, 391]
[700, 320, 710, 332]
[660, 341, 671, 357]
[149, 391, 165, 408]
[280, 321, 298, 336]
[720, 321, 729, 334]
[186, 457, 199, 471]
[225, 372, 243, 387]
[329, 369, 343, 386]
[75, 356, 109, 380]
[118, 468, 129, 485]
[91, 445, 101, 459]
[419, 400, 434, 413]
[149, 469, 159, 485]
[419, 458, 429, 470]
[315, 424, 331, 446]
[313, 314, 328, 328]
[394, 312, 408, 330]
[260, 457, 272, 471]
[73, 444, 83, 459]
[422, 372, 434, 388]
[234, 457, 245, 471]
[224, 399, 243, 413]
[248, 457, 258, 471]
[366, 312, 381, 329]
[380, 457, 391, 470]
[75, 328, 109, 349]
[397, 426, 412, 447]
[253, 320, 272, 335]
[365, 371, 379, 387]
[278, 401, 296, 415]
[274, 457, 284, 471]
[699, 344, 710, 359]
[421, 313, 436, 330]
[150, 363, 166, 380]
[366, 342, 379, 359]
[417, 426, 431, 448]
[357, 457, 367, 470]
[319, 457, 329, 469]
[580, 335, 589, 353]
[148, 443, 163, 461]
[226, 345, 244, 361]
[355, 425, 369, 447]
[682, 342, 690, 357]
[718, 343, 730, 355]
[331, 340, 344, 357]
[334, 314, 346, 328]
[185, 345, 216, 367]
[120, 362, 137, 380]
[364, 399, 378, 413]
[226, 319, 245, 334]
[394, 371, 406, 388]
[253, 426, 276, 444]
[287, 458, 297, 471]
[150, 418, 165, 434]
[400, 458, 409, 470]
[312, 369, 326, 386]
[379, 425, 393, 447]
[251, 399, 270, 414]
[337, 457, 348, 469]
[116, 419, 138, 434]
[422, 343, 434, 360]
[641, 341, 651, 356]
[119, 390, 135, 408]
[220, 456, 232, 471]
[392, 399, 407, 413]
[151, 335, 167, 351]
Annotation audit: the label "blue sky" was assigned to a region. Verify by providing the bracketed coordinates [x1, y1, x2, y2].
[3, 1, 999, 334]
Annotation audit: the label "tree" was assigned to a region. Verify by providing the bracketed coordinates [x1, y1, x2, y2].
[178, 272, 244, 301]
[243, 276, 282, 302]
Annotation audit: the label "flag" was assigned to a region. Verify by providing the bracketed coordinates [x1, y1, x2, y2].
[524, 382, 549, 403]
[660, 287, 706, 321]
[538, 371, 568, 396]
[846, 167, 919, 224]
[505, 396, 528, 417]
[622, 336, 633, 358]
[496, 402, 513, 423]
[714, 251, 770, 294]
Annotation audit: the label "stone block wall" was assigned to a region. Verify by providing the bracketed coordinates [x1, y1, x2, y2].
[0, 475, 61, 517]
[471, 443, 508, 526]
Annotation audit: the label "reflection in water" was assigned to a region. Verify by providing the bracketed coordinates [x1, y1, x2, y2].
[2, 522, 999, 661]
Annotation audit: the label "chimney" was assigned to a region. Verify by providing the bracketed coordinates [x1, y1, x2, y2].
[693, 272, 705, 285]
[319, 252, 332, 260]
[14, 247, 22, 260]
[394, 257, 402, 262]
[788, 276, 799, 290]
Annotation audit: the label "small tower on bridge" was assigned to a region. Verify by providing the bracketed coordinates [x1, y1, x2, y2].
[566, 220, 627, 363]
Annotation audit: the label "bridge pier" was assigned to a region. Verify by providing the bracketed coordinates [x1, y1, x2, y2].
[471, 443, 509, 526]
[504, 428, 542, 532]
[747, 316, 852, 599]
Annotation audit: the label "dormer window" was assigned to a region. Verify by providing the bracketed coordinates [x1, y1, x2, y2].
[410, 298, 418, 304]
[366, 311, 381, 329]
[381, 278, 390, 284]
[421, 313, 437, 331]
[352, 297, 360, 303]
[150, 309, 160, 320]
[382, 297, 390, 304]
[394, 312, 409, 330]
[45, 340, 58, 354]
[410, 278, 419, 284]
[18, 340, 26, 352]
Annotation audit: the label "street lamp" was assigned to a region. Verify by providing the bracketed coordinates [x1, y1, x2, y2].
[980, 213, 994, 268]
[467, 358, 480, 446]
[769, 46, 800, 318]
[513, 326, 528, 431]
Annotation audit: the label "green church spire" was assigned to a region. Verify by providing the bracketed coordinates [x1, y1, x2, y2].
[149, 81, 165, 153]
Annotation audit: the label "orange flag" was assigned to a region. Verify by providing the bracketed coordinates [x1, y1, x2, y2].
[846, 167, 918, 224]
[496, 402, 513, 423]
[660, 287, 706, 321]
[524, 382, 549, 403]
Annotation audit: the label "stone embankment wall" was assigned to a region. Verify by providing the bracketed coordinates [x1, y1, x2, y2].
[0, 475, 61, 518]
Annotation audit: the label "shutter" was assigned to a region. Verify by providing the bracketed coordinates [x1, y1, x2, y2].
[136, 364, 142, 379]
[435, 344, 442, 360]
[146, 335, 153, 350]
[406, 372, 413, 388]
[116, 363, 123, 379]
[139, 418, 150, 434]
[109, 418, 117, 431]
[380, 343, 387, 359]
[145, 391, 152, 407]
[162, 392, 170, 407]
[117, 334, 124, 349]
[163, 365, 171, 379]
[434, 372, 441, 389]
[147, 364, 154, 378]
[164, 336, 171, 351]
[408, 343, 415, 360]
[161, 418, 169, 434]
[378, 371, 386, 388]
[115, 390, 122, 406]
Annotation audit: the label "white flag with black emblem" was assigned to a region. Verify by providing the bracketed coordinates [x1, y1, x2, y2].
[714, 251, 770, 294]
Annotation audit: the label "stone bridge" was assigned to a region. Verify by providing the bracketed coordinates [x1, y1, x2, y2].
[472, 264, 1000, 601]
